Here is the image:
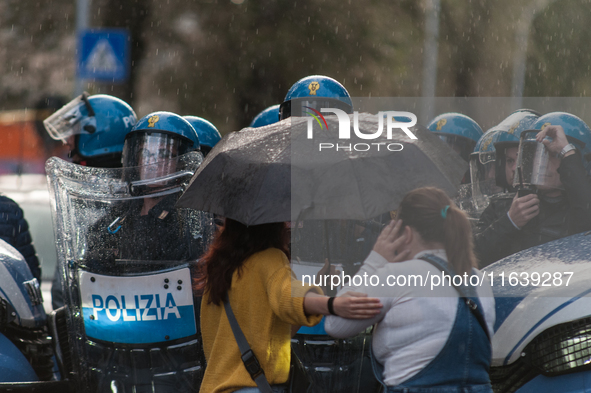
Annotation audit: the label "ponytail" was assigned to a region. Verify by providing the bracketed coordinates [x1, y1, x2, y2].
[442, 205, 477, 275]
[398, 187, 477, 275]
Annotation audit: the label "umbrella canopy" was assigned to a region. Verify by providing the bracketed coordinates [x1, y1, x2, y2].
[176, 113, 468, 225]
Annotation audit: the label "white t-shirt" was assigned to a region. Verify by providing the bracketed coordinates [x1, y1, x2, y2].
[324, 249, 495, 386]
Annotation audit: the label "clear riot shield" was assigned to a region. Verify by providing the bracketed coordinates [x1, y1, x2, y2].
[468, 151, 501, 214]
[453, 183, 488, 229]
[290, 219, 385, 392]
[514, 130, 565, 192]
[46, 151, 214, 393]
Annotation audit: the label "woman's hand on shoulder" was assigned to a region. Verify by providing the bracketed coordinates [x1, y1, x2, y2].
[372, 219, 410, 263]
[332, 291, 382, 319]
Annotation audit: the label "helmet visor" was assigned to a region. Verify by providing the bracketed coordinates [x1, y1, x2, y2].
[122, 133, 201, 195]
[514, 130, 564, 190]
[469, 152, 499, 184]
[469, 152, 502, 209]
[122, 133, 185, 174]
[43, 94, 97, 141]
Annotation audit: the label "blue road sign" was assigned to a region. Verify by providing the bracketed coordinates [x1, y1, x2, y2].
[78, 29, 130, 82]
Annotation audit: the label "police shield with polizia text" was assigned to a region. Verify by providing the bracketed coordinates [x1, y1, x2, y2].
[46, 110, 214, 392]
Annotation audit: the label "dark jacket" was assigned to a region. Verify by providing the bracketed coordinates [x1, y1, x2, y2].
[474, 152, 591, 268]
[52, 193, 210, 308]
[0, 195, 41, 280]
[83, 194, 204, 273]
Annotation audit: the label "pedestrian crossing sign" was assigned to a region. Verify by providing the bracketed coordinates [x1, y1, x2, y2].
[78, 29, 129, 82]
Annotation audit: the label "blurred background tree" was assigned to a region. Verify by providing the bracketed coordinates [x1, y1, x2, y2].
[0, 0, 590, 134]
[525, 0, 591, 96]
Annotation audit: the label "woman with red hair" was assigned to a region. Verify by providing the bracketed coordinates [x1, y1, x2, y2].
[196, 218, 381, 393]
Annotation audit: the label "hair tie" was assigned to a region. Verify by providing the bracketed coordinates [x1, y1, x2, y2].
[441, 205, 450, 219]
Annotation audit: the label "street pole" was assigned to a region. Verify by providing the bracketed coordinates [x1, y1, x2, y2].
[421, 0, 441, 125]
[511, 0, 559, 109]
[74, 0, 90, 97]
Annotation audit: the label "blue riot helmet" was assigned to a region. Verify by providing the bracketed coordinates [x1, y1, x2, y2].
[468, 129, 518, 209]
[496, 109, 541, 132]
[183, 116, 221, 156]
[531, 112, 591, 171]
[470, 130, 502, 202]
[250, 104, 280, 128]
[469, 109, 540, 198]
[43, 93, 137, 167]
[122, 111, 200, 170]
[427, 113, 483, 162]
[492, 109, 540, 190]
[279, 75, 353, 120]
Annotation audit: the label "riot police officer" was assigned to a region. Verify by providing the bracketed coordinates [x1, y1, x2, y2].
[114, 112, 205, 262]
[280, 75, 366, 279]
[474, 112, 591, 267]
[44, 93, 137, 309]
[468, 109, 539, 212]
[46, 111, 211, 392]
[279, 75, 380, 392]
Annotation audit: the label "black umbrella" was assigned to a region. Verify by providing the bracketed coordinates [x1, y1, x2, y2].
[176, 113, 467, 225]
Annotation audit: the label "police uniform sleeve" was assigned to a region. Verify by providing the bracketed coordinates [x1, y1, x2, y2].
[13, 216, 42, 281]
[0, 196, 41, 281]
[557, 152, 591, 234]
[473, 199, 520, 268]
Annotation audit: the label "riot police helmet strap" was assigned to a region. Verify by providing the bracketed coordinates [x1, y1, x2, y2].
[81, 92, 96, 118]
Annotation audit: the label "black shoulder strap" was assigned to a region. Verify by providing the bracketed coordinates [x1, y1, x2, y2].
[223, 294, 273, 393]
[419, 254, 491, 341]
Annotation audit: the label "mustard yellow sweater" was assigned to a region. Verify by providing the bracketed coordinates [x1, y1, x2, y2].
[200, 248, 323, 393]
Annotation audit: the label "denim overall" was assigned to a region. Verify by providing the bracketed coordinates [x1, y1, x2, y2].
[371, 255, 493, 393]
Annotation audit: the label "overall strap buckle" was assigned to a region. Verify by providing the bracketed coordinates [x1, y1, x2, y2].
[241, 349, 264, 379]
[466, 299, 478, 310]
